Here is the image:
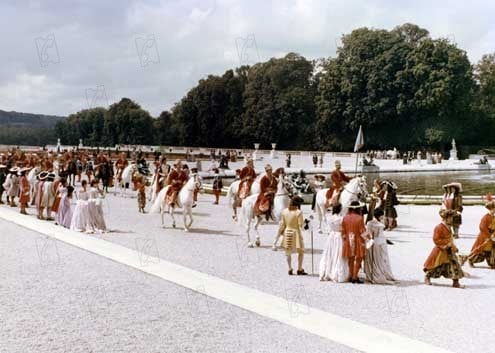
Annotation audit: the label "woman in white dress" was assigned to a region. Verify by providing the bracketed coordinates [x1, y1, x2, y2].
[70, 180, 90, 232]
[319, 204, 350, 282]
[87, 179, 106, 232]
[364, 208, 396, 284]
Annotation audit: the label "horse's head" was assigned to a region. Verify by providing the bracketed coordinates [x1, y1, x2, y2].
[355, 175, 368, 199]
[193, 174, 203, 193]
[280, 176, 295, 197]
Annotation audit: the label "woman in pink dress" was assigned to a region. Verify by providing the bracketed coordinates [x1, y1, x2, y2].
[57, 185, 74, 228]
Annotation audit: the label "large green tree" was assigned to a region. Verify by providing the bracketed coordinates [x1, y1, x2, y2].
[315, 24, 475, 150]
[241, 53, 316, 149]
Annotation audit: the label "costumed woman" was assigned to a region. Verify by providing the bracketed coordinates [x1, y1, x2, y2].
[71, 180, 90, 232]
[423, 209, 464, 288]
[464, 195, 495, 268]
[87, 179, 107, 232]
[57, 185, 74, 228]
[364, 208, 396, 284]
[319, 204, 350, 282]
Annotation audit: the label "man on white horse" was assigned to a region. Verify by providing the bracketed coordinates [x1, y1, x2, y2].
[165, 160, 188, 207]
[254, 165, 279, 221]
[237, 158, 256, 205]
[325, 160, 352, 208]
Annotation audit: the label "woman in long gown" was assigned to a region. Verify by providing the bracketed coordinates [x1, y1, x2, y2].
[319, 204, 350, 282]
[364, 208, 396, 284]
[71, 180, 90, 232]
[87, 179, 106, 232]
[57, 185, 74, 228]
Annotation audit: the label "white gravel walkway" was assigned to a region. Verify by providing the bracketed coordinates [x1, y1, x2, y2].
[2, 190, 495, 353]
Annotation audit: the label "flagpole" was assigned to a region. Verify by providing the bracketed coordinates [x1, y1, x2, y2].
[355, 151, 359, 176]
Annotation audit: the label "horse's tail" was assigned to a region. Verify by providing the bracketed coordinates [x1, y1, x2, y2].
[149, 188, 167, 213]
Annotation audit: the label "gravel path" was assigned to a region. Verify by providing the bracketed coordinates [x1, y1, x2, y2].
[0, 219, 357, 353]
[2, 190, 495, 353]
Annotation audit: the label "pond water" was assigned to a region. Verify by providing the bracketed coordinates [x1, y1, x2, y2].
[215, 170, 494, 195]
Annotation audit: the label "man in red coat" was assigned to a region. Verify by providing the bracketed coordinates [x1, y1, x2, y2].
[342, 201, 368, 283]
[165, 160, 188, 206]
[326, 160, 352, 208]
[238, 158, 256, 200]
[254, 164, 278, 220]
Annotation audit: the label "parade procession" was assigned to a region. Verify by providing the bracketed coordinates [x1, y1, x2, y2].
[2, 142, 495, 352]
[4, 1, 495, 352]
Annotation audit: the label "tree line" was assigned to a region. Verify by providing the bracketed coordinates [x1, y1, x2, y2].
[53, 23, 495, 152]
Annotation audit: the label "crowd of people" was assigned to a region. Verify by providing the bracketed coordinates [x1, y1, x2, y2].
[1, 147, 494, 289]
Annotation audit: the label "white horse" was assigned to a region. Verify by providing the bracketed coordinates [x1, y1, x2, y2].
[314, 176, 368, 233]
[114, 163, 136, 196]
[150, 175, 203, 231]
[238, 176, 292, 248]
[27, 166, 40, 202]
[226, 179, 261, 221]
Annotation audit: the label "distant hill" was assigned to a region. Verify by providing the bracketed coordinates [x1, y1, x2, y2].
[0, 110, 66, 128]
[0, 110, 66, 146]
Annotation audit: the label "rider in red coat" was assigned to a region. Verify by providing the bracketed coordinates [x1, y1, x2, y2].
[326, 160, 351, 207]
[238, 158, 256, 200]
[254, 165, 278, 220]
[166, 160, 188, 206]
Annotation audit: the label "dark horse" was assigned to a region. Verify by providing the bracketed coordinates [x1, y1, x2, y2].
[65, 159, 78, 186]
[96, 161, 114, 193]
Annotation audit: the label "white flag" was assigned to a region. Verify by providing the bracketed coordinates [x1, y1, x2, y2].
[354, 125, 364, 152]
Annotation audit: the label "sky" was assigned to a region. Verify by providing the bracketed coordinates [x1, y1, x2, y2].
[1, 0, 494, 117]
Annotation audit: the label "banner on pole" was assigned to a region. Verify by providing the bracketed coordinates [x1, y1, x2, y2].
[354, 125, 364, 152]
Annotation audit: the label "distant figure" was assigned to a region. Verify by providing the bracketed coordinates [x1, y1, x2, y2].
[318, 154, 323, 168]
[312, 154, 318, 168]
[286, 154, 291, 168]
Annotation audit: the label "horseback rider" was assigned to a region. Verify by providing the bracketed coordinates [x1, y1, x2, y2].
[115, 152, 128, 183]
[254, 164, 279, 220]
[326, 160, 352, 208]
[154, 156, 171, 194]
[238, 158, 256, 200]
[165, 160, 188, 206]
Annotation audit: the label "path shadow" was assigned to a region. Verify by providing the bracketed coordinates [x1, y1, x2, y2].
[107, 229, 135, 234]
[190, 228, 239, 237]
[393, 280, 424, 288]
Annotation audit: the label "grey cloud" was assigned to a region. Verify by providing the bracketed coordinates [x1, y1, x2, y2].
[0, 0, 494, 116]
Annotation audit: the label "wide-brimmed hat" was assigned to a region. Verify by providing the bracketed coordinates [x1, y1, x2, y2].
[381, 180, 398, 189]
[47, 172, 56, 180]
[273, 167, 285, 177]
[442, 182, 462, 192]
[265, 164, 272, 171]
[313, 174, 326, 182]
[18, 167, 31, 174]
[9, 167, 19, 173]
[348, 200, 365, 209]
[38, 171, 49, 180]
[291, 196, 304, 207]
[485, 194, 495, 210]
[0, 164, 7, 169]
